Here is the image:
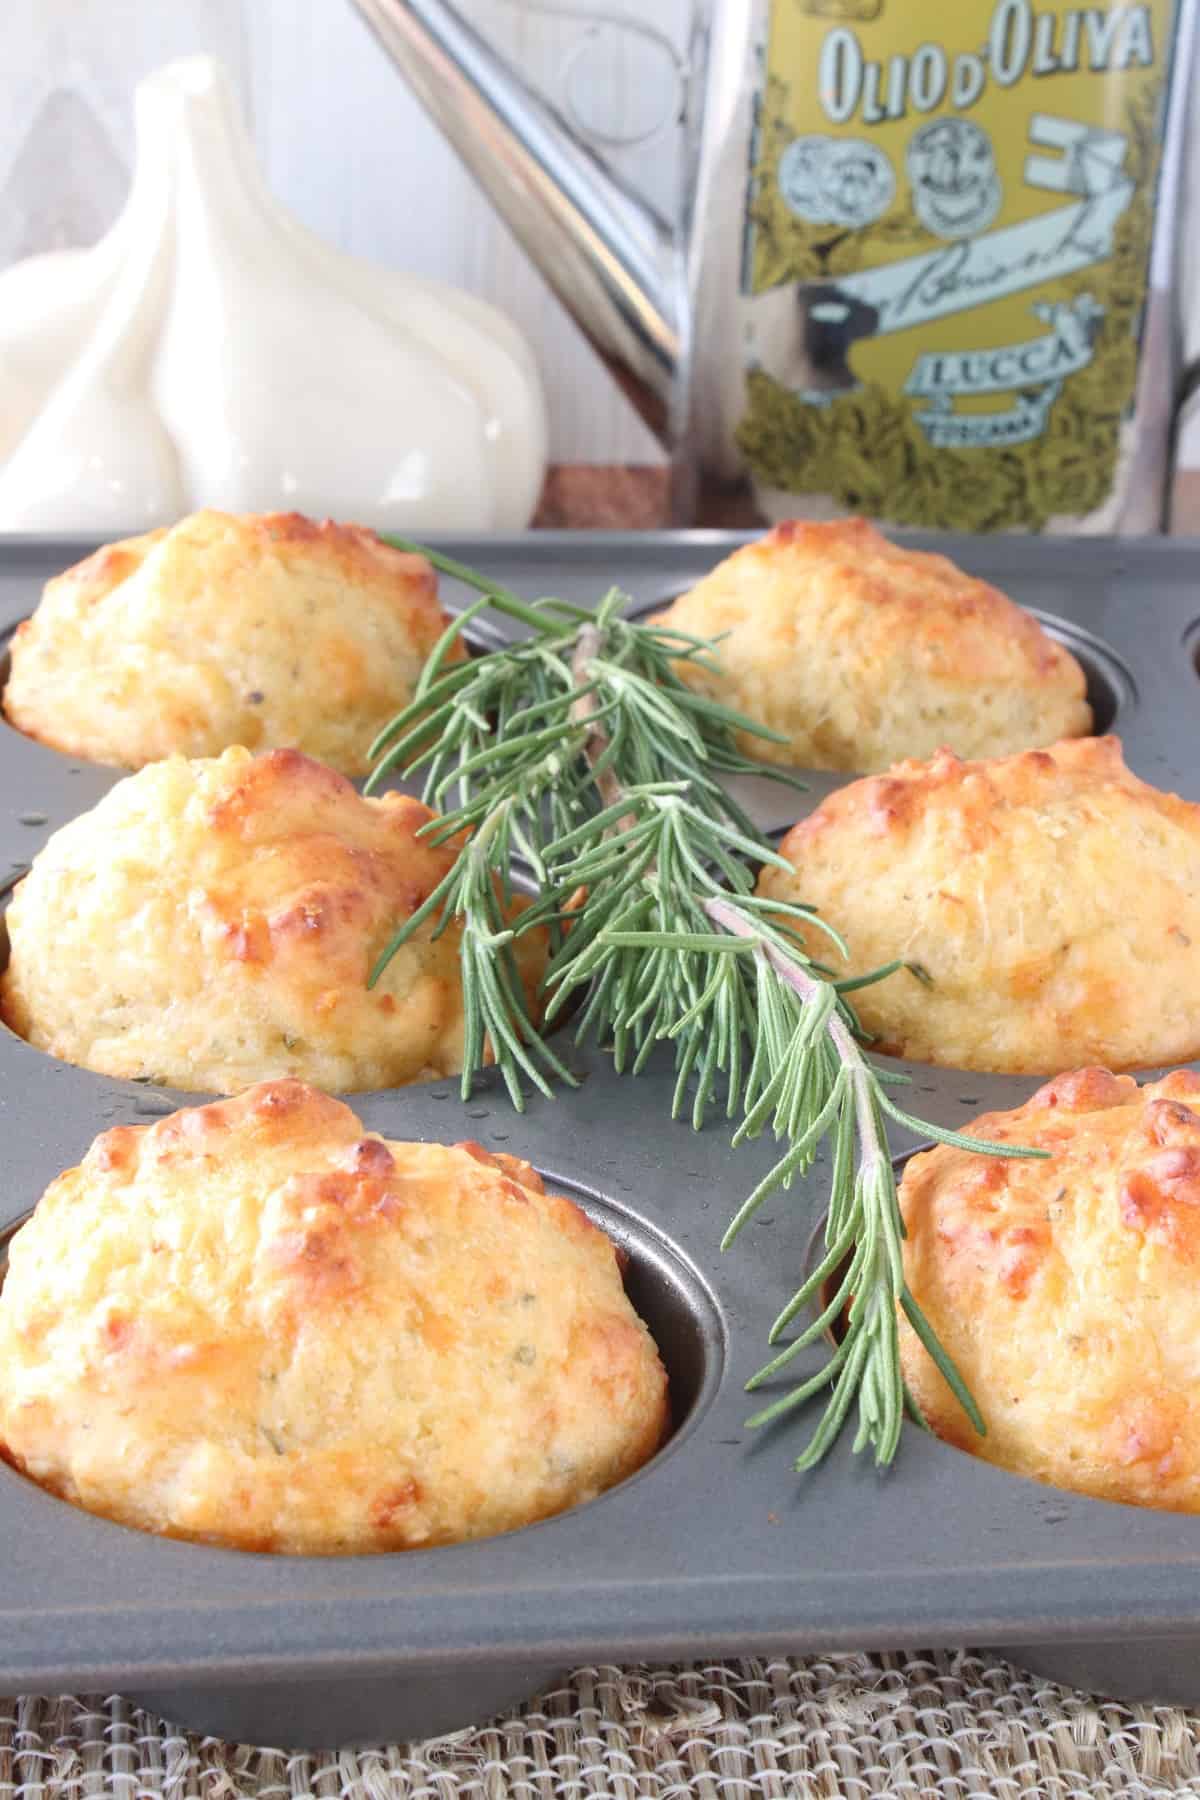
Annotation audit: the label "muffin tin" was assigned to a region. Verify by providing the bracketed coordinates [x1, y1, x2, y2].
[1, 529, 1199, 1750]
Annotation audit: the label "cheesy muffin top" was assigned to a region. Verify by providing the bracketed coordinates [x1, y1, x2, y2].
[0, 1080, 668, 1553]
[901, 1067, 1200, 1512]
[3, 509, 459, 776]
[759, 736, 1200, 1075]
[654, 518, 1091, 773]
[0, 746, 546, 1094]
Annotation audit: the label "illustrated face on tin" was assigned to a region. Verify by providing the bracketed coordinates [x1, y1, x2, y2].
[817, 145, 895, 227]
[777, 134, 828, 219]
[778, 134, 895, 228]
[907, 119, 1002, 239]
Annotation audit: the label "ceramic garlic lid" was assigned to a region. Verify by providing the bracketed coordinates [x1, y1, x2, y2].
[0, 55, 547, 533]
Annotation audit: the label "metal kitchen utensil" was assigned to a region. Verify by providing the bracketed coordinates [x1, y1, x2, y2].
[0, 530, 1199, 1750]
[349, 0, 1199, 536]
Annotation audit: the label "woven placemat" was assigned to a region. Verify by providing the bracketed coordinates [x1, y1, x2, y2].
[5, 1653, 1200, 1799]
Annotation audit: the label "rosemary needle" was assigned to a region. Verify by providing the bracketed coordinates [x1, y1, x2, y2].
[370, 546, 1046, 1471]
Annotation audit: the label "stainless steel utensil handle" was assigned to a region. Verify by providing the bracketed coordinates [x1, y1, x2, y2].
[350, 0, 683, 439]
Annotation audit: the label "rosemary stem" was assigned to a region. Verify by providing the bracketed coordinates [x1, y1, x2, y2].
[570, 624, 640, 828]
[705, 897, 874, 1119]
[366, 546, 1018, 1471]
[705, 892, 893, 1265]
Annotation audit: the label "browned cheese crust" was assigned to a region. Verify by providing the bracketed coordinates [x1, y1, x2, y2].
[758, 736, 1200, 1074]
[652, 518, 1091, 772]
[899, 1067, 1200, 1511]
[2, 509, 461, 776]
[0, 1081, 669, 1553]
[0, 746, 546, 1093]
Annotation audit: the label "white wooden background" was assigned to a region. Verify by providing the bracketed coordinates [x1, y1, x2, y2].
[3, 0, 1199, 495]
[0, 0, 689, 466]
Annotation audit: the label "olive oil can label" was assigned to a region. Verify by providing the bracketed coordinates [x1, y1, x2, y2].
[737, 0, 1178, 530]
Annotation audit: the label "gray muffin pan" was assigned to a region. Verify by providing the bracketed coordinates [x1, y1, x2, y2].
[0, 530, 1199, 1750]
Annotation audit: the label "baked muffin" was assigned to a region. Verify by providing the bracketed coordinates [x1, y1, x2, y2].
[2, 509, 459, 776]
[899, 1067, 1200, 1512]
[0, 746, 545, 1093]
[758, 737, 1200, 1074]
[653, 518, 1091, 772]
[0, 1080, 668, 1552]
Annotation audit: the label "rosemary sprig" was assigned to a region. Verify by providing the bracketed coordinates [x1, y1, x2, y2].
[370, 542, 1044, 1469]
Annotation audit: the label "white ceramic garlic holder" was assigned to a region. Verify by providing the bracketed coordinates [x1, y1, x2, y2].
[0, 56, 547, 533]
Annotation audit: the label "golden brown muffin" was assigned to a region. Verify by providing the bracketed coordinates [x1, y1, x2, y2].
[758, 736, 1200, 1075]
[2, 509, 459, 777]
[0, 1080, 668, 1553]
[0, 746, 545, 1094]
[653, 518, 1091, 772]
[899, 1067, 1200, 1511]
